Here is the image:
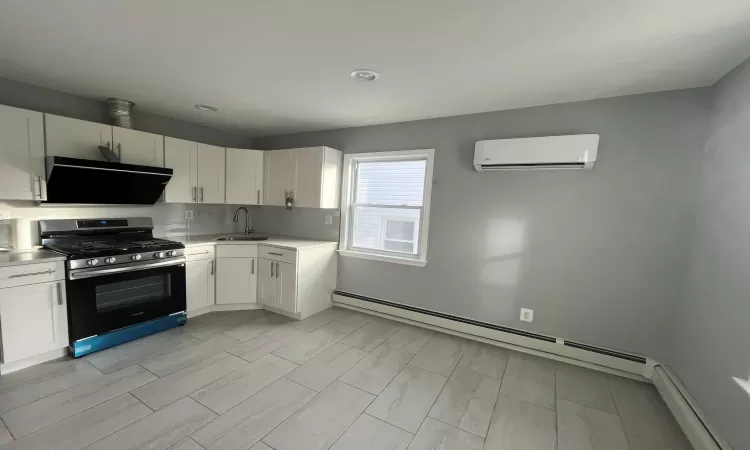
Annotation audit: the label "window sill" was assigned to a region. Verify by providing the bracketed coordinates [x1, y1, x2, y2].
[337, 249, 427, 267]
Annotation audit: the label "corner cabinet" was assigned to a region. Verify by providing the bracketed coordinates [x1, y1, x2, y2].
[0, 105, 46, 201]
[215, 245, 258, 305]
[0, 261, 68, 369]
[264, 147, 342, 208]
[163, 137, 226, 204]
[258, 244, 337, 318]
[226, 148, 264, 205]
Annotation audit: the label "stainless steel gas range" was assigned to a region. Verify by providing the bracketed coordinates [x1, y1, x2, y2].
[40, 217, 186, 357]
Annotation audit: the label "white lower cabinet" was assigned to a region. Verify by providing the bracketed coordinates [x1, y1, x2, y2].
[259, 259, 297, 312]
[216, 257, 258, 304]
[276, 261, 298, 313]
[258, 248, 299, 315]
[186, 258, 215, 312]
[0, 280, 68, 364]
[185, 243, 336, 319]
[258, 259, 276, 307]
[215, 244, 258, 305]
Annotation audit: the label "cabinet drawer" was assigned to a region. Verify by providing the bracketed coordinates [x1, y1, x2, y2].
[0, 261, 65, 289]
[186, 245, 215, 259]
[216, 244, 258, 258]
[259, 245, 297, 264]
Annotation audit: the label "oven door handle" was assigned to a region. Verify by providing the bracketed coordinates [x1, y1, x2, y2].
[69, 257, 186, 279]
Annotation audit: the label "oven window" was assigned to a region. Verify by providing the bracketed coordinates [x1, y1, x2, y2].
[95, 274, 172, 313]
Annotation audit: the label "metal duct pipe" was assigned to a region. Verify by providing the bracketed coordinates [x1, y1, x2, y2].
[106, 98, 134, 129]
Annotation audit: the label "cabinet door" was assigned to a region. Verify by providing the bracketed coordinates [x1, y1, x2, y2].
[276, 261, 298, 313]
[164, 137, 198, 203]
[0, 281, 68, 363]
[226, 148, 264, 205]
[113, 127, 164, 167]
[197, 143, 226, 204]
[264, 149, 293, 206]
[292, 147, 323, 208]
[45, 114, 112, 160]
[258, 259, 277, 307]
[216, 258, 257, 304]
[0, 105, 46, 200]
[186, 259, 214, 311]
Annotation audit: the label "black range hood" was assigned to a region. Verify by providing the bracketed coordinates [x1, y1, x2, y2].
[45, 156, 173, 205]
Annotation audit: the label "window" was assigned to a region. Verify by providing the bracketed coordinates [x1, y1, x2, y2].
[339, 149, 435, 266]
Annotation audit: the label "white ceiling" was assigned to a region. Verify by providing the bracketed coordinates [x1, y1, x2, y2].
[0, 1, 749, 137]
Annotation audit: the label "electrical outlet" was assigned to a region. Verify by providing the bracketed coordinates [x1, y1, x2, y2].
[520, 308, 534, 322]
[184, 210, 194, 220]
[325, 215, 333, 225]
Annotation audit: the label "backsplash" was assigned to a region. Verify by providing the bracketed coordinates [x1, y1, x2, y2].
[251, 206, 340, 241]
[0, 201, 243, 247]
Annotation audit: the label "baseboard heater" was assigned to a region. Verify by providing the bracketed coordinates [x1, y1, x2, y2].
[333, 291, 731, 450]
[333, 290, 650, 378]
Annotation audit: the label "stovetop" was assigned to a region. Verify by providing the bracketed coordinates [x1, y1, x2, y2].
[45, 238, 183, 258]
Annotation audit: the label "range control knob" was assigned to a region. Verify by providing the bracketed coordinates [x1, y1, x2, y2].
[86, 259, 99, 266]
[104, 257, 116, 264]
[153, 252, 165, 259]
[166, 250, 177, 257]
[131, 254, 142, 261]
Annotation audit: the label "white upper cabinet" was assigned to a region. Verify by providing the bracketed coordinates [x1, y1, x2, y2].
[0, 105, 46, 201]
[264, 146, 342, 208]
[163, 138, 225, 204]
[163, 137, 198, 203]
[197, 143, 226, 204]
[112, 127, 164, 167]
[45, 114, 112, 160]
[225, 148, 264, 205]
[292, 148, 323, 208]
[265, 149, 293, 206]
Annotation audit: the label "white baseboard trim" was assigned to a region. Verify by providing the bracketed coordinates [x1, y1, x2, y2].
[187, 303, 263, 318]
[333, 293, 651, 381]
[652, 366, 733, 450]
[1, 347, 68, 375]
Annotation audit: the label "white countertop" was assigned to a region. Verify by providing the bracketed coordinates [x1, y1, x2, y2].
[164, 233, 339, 250]
[0, 249, 67, 268]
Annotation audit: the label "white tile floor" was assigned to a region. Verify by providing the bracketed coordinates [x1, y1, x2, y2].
[0, 308, 692, 450]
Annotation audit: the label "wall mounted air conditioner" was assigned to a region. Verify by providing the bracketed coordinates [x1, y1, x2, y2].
[473, 134, 599, 171]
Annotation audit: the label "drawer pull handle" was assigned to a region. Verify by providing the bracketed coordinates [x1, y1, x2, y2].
[56, 282, 63, 306]
[268, 252, 284, 256]
[9, 269, 55, 278]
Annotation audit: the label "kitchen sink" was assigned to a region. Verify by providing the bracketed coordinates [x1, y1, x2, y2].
[216, 236, 268, 241]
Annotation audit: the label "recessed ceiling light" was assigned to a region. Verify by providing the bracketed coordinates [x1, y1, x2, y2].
[350, 69, 380, 82]
[194, 104, 218, 112]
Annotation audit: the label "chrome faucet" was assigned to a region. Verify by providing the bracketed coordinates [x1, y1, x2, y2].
[233, 207, 254, 234]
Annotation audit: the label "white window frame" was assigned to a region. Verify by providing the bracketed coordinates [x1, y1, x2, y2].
[338, 149, 435, 267]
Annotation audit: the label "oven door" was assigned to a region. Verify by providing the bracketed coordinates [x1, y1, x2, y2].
[66, 258, 186, 342]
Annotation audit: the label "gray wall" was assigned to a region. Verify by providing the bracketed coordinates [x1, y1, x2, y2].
[250, 206, 340, 241]
[668, 58, 750, 449]
[0, 77, 251, 148]
[255, 89, 711, 358]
